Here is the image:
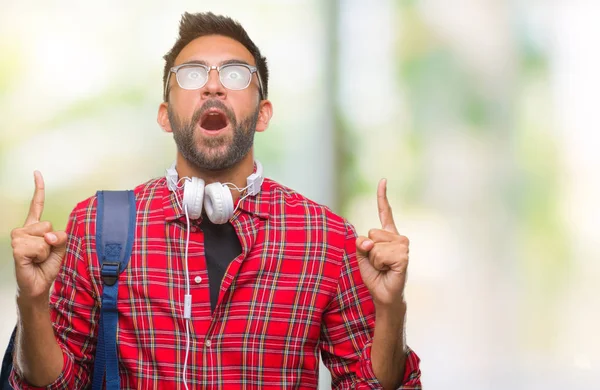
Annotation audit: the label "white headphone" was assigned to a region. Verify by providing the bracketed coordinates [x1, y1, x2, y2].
[165, 160, 264, 223]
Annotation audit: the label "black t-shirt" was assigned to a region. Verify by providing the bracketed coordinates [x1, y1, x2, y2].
[200, 217, 242, 313]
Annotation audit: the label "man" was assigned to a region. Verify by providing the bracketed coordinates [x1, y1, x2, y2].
[9, 12, 421, 389]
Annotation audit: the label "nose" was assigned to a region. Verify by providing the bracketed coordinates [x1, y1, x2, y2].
[202, 67, 226, 99]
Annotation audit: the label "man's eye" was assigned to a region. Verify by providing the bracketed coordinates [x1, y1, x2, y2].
[188, 71, 202, 79]
[225, 71, 241, 79]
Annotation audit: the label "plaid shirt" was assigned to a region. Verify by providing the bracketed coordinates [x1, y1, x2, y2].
[11, 177, 421, 389]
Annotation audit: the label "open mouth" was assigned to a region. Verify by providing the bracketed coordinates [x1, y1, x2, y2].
[200, 110, 229, 131]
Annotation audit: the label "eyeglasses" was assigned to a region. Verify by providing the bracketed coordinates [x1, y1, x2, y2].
[164, 62, 264, 101]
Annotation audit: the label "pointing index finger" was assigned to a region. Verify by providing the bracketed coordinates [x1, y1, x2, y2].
[377, 178, 398, 234]
[24, 170, 45, 226]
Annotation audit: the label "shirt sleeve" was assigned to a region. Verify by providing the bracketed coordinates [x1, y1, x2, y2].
[9, 352, 74, 390]
[10, 204, 100, 390]
[319, 221, 422, 389]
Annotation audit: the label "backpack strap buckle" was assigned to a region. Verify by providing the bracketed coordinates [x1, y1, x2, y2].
[101, 261, 121, 286]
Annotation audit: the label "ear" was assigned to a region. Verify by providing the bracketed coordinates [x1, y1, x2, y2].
[255, 99, 273, 133]
[157, 102, 173, 133]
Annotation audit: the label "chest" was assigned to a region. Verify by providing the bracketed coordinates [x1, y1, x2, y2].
[111, 217, 342, 328]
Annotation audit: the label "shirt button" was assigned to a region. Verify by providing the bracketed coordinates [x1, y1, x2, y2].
[205, 339, 212, 348]
[194, 276, 202, 284]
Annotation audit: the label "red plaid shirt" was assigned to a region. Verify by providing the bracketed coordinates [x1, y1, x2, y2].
[11, 177, 421, 389]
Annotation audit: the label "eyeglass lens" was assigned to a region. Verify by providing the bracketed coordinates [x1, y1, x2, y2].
[175, 64, 252, 91]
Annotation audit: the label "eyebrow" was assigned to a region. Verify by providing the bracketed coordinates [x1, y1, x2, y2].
[179, 59, 253, 67]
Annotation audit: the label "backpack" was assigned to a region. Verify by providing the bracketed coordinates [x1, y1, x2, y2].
[0, 190, 136, 390]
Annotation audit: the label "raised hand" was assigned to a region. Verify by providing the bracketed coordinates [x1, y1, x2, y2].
[356, 179, 410, 307]
[11, 171, 68, 301]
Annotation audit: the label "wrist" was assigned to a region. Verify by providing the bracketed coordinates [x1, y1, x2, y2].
[16, 293, 50, 314]
[374, 300, 407, 352]
[375, 299, 406, 324]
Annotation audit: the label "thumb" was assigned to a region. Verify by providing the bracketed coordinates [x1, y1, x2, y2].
[44, 231, 68, 259]
[355, 236, 374, 261]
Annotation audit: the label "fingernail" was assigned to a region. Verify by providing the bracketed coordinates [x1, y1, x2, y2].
[363, 240, 373, 249]
[46, 233, 57, 243]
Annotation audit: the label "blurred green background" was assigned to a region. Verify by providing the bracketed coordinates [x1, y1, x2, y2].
[1, 1, 599, 388]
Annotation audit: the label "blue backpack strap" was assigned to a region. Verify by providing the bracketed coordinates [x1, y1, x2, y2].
[91, 190, 136, 390]
[0, 326, 16, 390]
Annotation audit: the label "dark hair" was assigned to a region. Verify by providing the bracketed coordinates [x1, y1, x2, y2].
[162, 12, 269, 102]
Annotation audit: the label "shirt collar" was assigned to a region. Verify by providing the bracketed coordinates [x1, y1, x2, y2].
[162, 180, 185, 223]
[237, 178, 271, 220]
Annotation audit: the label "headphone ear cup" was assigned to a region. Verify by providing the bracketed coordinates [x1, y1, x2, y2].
[204, 183, 233, 224]
[182, 177, 205, 219]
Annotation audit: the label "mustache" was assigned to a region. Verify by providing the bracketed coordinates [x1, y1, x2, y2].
[192, 100, 237, 127]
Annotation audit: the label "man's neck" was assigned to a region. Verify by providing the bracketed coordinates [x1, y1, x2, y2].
[174, 152, 255, 203]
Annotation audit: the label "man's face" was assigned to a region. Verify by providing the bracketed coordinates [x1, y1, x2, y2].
[163, 35, 265, 171]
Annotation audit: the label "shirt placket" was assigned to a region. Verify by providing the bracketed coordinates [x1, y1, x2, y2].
[197, 212, 261, 387]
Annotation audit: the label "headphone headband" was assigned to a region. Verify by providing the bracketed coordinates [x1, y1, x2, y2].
[246, 160, 263, 196]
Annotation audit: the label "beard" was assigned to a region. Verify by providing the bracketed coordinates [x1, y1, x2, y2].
[168, 100, 259, 171]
